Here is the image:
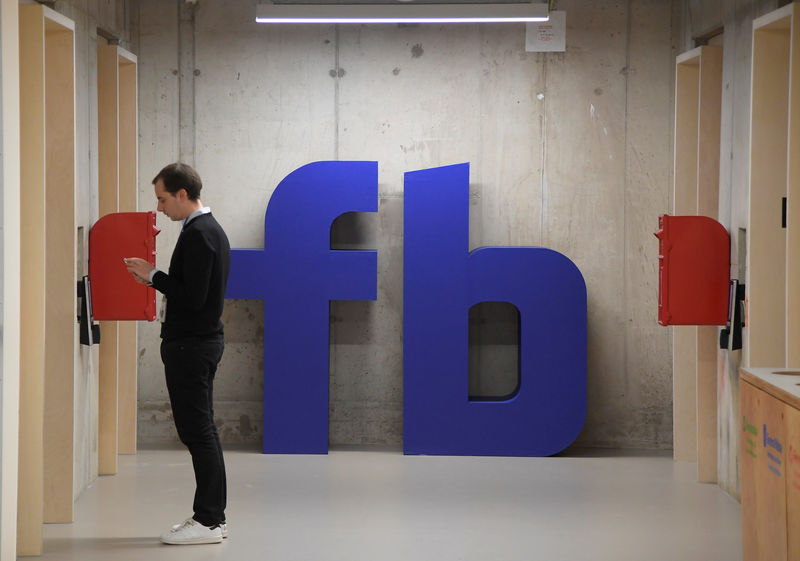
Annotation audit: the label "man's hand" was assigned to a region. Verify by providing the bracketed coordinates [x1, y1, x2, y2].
[124, 257, 155, 285]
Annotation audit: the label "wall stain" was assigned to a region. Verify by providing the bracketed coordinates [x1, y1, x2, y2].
[393, 67, 401, 75]
[411, 43, 424, 58]
[239, 414, 253, 437]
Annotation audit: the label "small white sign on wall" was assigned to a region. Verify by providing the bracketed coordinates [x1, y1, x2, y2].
[526, 11, 566, 52]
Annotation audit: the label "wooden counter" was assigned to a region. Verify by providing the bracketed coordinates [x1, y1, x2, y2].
[740, 367, 800, 561]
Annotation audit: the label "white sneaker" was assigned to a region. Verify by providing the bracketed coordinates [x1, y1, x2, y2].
[171, 519, 228, 538]
[161, 518, 222, 545]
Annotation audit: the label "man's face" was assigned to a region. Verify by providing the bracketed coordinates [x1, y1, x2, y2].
[154, 179, 184, 221]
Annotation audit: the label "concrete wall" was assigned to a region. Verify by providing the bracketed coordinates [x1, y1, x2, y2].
[675, 0, 787, 499]
[136, 0, 678, 450]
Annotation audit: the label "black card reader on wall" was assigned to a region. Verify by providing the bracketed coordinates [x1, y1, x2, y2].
[77, 276, 101, 346]
[719, 280, 745, 351]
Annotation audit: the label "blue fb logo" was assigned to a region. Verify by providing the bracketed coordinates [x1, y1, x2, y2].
[226, 161, 586, 456]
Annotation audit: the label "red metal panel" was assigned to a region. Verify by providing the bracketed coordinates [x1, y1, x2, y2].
[89, 212, 160, 321]
[655, 214, 730, 326]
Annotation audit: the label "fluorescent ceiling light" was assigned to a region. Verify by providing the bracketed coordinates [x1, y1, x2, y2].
[255, 2, 549, 24]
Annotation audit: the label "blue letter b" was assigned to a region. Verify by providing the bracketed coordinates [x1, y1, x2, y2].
[403, 163, 587, 456]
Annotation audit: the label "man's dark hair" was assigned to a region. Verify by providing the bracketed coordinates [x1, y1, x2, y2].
[152, 162, 203, 200]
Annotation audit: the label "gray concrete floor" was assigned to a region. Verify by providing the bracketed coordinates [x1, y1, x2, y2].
[38, 447, 742, 561]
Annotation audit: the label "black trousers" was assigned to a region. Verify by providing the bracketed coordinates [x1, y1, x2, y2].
[161, 337, 226, 527]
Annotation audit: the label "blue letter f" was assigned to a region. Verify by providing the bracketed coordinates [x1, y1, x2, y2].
[226, 162, 378, 454]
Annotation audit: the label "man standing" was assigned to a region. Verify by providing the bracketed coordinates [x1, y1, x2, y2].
[125, 162, 231, 545]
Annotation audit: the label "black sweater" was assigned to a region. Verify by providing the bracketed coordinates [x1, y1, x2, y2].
[152, 213, 231, 341]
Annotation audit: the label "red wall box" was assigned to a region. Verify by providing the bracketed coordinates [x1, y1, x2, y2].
[89, 212, 160, 321]
[655, 214, 730, 326]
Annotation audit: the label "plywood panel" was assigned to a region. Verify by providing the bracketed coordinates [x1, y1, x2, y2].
[117, 321, 137, 455]
[97, 321, 118, 475]
[740, 380, 788, 561]
[97, 44, 118, 217]
[97, 43, 119, 474]
[742, 367, 800, 410]
[786, 6, 800, 367]
[697, 45, 722, 218]
[786, 404, 800, 561]
[740, 380, 759, 561]
[696, 325, 717, 481]
[674, 57, 699, 216]
[672, 54, 700, 463]
[17, 3, 46, 555]
[696, 44, 722, 484]
[118, 55, 137, 213]
[756, 389, 787, 561]
[1, 0, 23, 557]
[673, 325, 697, 461]
[42, 19, 76, 524]
[117, 54, 138, 454]
[748, 20, 790, 368]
